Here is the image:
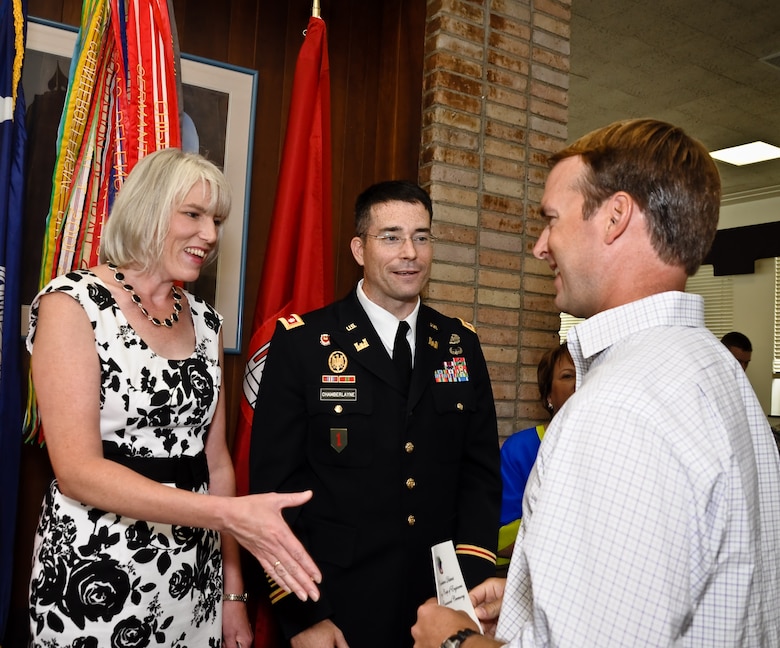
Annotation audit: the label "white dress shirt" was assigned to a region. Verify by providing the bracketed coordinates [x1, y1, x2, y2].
[355, 278, 419, 363]
[497, 292, 780, 646]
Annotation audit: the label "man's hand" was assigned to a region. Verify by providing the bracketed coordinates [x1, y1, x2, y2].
[469, 577, 505, 638]
[290, 619, 349, 648]
[412, 599, 478, 648]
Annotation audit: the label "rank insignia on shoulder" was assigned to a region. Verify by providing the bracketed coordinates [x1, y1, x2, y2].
[457, 318, 476, 333]
[279, 314, 305, 330]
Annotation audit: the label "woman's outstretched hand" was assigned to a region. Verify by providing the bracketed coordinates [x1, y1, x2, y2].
[228, 490, 322, 601]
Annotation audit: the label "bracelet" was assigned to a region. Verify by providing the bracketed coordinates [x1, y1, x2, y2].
[441, 628, 478, 648]
[223, 592, 248, 603]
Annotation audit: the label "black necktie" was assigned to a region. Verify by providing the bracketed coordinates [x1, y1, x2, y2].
[393, 321, 412, 390]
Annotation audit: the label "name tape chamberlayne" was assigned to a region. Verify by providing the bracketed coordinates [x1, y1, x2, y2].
[320, 388, 358, 401]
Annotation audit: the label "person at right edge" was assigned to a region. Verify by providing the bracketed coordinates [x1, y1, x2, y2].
[412, 119, 780, 647]
[249, 180, 501, 648]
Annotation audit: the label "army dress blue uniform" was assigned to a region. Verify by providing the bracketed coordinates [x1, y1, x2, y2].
[249, 289, 501, 647]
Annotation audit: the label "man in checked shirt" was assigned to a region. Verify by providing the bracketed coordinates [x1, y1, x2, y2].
[414, 119, 780, 648]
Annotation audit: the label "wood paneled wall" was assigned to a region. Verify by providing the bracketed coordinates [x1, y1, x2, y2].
[8, 1, 426, 645]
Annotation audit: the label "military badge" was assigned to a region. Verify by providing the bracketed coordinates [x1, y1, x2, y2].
[320, 333, 331, 346]
[354, 338, 370, 352]
[328, 351, 348, 373]
[330, 428, 348, 452]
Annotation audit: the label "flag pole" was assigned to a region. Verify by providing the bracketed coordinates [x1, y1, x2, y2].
[312, 0, 320, 18]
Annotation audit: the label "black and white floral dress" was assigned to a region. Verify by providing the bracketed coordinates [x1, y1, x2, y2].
[27, 270, 224, 648]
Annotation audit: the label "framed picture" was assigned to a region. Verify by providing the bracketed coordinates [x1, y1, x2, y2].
[22, 17, 258, 353]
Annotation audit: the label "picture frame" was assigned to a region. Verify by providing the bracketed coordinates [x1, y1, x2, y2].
[22, 17, 258, 353]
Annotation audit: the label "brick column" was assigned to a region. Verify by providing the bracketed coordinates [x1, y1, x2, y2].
[420, 0, 571, 438]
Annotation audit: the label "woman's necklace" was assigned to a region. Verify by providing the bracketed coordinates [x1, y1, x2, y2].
[108, 263, 183, 328]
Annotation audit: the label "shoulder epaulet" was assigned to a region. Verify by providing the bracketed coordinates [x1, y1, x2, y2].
[457, 317, 476, 334]
[278, 314, 305, 330]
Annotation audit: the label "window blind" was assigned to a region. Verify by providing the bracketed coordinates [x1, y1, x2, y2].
[559, 312, 584, 341]
[685, 264, 734, 339]
[558, 264, 734, 344]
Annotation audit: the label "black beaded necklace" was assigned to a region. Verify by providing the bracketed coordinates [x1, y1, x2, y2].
[108, 262, 183, 328]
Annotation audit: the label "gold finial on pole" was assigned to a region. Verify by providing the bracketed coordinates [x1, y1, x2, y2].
[312, 0, 320, 18]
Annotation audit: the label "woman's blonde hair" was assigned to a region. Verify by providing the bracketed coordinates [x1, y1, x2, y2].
[99, 148, 232, 271]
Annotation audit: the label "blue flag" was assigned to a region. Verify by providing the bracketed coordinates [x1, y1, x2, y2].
[0, 0, 27, 638]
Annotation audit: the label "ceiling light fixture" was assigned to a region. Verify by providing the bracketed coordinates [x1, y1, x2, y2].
[710, 141, 780, 166]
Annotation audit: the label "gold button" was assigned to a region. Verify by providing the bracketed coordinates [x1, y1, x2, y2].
[405, 442, 414, 453]
[456, 402, 464, 411]
[334, 404, 343, 413]
[406, 478, 416, 490]
[407, 515, 416, 526]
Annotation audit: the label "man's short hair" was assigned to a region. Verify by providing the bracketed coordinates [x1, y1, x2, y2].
[354, 180, 433, 237]
[721, 331, 752, 352]
[549, 119, 721, 276]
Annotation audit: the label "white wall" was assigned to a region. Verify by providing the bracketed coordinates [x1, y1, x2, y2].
[719, 193, 780, 229]
[716, 194, 779, 415]
[731, 258, 774, 413]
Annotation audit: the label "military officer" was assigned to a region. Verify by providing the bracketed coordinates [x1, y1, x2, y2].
[249, 180, 501, 648]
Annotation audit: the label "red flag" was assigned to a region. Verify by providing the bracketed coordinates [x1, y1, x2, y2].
[233, 16, 332, 647]
[233, 15, 333, 496]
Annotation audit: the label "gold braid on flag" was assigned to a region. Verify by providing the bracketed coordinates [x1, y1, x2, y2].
[55, 31, 116, 275]
[24, 0, 182, 444]
[11, 0, 23, 103]
[41, 0, 111, 282]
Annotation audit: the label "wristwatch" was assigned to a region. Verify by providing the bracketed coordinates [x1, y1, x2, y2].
[441, 628, 478, 648]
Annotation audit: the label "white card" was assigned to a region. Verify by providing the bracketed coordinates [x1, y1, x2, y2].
[431, 540, 482, 632]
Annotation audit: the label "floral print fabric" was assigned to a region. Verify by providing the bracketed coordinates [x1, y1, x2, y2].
[26, 271, 224, 647]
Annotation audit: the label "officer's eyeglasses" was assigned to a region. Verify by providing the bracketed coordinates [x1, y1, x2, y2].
[364, 233, 438, 247]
